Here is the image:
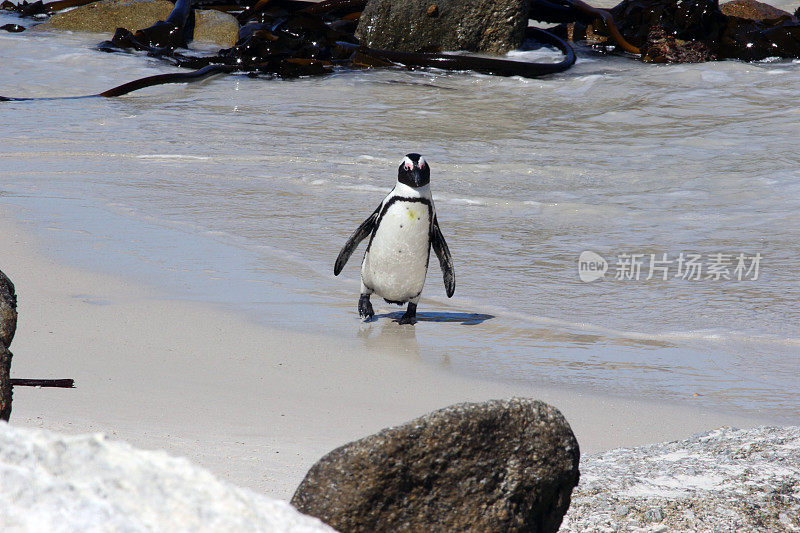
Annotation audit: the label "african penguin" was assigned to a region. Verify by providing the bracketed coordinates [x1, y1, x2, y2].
[334, 154, 455, 324]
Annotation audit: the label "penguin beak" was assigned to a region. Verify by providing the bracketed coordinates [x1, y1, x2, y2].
[410, 168, 424, 187]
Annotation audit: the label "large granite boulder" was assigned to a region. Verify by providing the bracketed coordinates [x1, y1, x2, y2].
[292, 398, 580, 533]
[355, 0, 530, 55]
[38, 0, 239, 48]
[560, 426, 800, 531]
[0, 269, 16, 349]
[0, 424, 336, 532]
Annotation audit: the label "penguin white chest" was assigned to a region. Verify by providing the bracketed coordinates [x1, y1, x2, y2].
[361, 201, 431, 303]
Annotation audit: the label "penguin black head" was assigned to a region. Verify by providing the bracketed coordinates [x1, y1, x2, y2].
[398, 153, 430, 188]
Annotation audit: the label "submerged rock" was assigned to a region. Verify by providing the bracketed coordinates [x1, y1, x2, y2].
[642, 25, 715, 62]
[355, 0, 530, 55]
[719, 12, 800, 60]
[38, 0, 239, 47]
[292, 398, 580, 533]
[560, 425, 800, 532]
[606, 0, 800, 61]
[608, 0, 728, 51]
[0, 424, 335, 532]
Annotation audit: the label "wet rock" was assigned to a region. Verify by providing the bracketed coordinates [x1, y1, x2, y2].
[38, 0, 239, 47]
[604, 0, 800, 61]
[194, 8, 238, 48]
[720, 0, 793, 22]
[717, 0, 800, 61]
[608, 0, 727, 51]
[214, 10, 347, 76]
[292, 398, 580, 533]
[642, 25, 715, 63]
[719, 13, 800, 60]
[0, 269, 16, 349]
[1, 23, 25, 32]
[355, 0, 530, 55]
[560, 426, 800, 532]
[0, 0, 48, 17]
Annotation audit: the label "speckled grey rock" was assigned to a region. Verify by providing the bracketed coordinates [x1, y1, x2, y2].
[0, 269, 16, 349]
[38, 0, 239, 47]
[355, 0, 530, 55]
[560, 425, 800, 532]
[292, 398, 580, 533]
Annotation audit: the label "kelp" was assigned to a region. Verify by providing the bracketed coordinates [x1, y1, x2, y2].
[3, 0, 576, 88]
[3, 0, 800, 100]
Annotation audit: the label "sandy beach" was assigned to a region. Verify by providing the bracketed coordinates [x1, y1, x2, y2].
[1, 207, 776, 500]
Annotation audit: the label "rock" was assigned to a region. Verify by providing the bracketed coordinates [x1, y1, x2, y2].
[607, 0, 800, 61]
[719, 11, 800, 61]
[38, 0, 239, 48]
[642, 25, 716, 63]
[720, 0, 793, 22]
[0, 424, 335, 532]
[292, 398, 580, 533]
[193, 8, 239, 48]
[609, 0, 728, 50]
[355, 0, 530, 55]
[0, 345, 11, 421]
[560, 426, 800, 532]
[0, 269, 16, 349]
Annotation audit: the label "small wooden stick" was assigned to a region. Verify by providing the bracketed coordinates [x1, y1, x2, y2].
[10, 378, 74, 388]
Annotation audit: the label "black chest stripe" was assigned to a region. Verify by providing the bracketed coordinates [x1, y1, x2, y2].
[366, 197, 433, 252]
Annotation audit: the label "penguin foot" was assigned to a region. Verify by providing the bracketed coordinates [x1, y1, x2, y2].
[358, 294, 374, 321]
[398, 302, 417, 325]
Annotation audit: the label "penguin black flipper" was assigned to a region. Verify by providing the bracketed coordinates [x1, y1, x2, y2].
[431, 216, 455, 297]
[334, 205, 380, 276]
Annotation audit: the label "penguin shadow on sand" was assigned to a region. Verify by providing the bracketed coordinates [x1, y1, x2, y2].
[371, 310, 494, 326]
[357, 311, 493, 364]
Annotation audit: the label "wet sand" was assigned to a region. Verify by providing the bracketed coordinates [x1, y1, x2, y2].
[0, 207, 779, 500]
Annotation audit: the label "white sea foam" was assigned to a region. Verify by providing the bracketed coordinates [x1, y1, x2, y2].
[138, 154, 211, 160]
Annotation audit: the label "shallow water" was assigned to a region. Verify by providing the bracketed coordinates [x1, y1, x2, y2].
[1, 15, 799, 421]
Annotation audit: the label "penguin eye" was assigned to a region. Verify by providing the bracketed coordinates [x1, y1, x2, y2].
[404, 163, 414, 170]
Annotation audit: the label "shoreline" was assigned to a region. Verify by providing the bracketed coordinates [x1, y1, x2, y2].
[0, 205, 781, 499]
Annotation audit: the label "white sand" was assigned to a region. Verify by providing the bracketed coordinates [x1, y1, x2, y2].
[0, 209, 775, 500]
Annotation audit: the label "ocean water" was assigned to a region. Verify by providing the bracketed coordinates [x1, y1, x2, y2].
[1, 14, 799, 422]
